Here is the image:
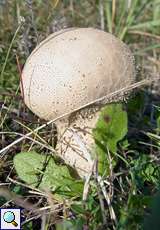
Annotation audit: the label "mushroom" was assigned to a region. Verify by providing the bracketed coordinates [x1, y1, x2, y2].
[21, 28, 135, 178]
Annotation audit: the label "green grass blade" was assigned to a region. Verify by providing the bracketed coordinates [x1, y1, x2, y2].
[129, 19, 160, 30]
[0, 23, 22, 86]
[115, 0, 128, 36]
[134, 43, 160, 55]
[119, 0, 139, 40]
[105, 0, 112, 33]
[153, 0, 160, 34]
[153, 0, 160, 20]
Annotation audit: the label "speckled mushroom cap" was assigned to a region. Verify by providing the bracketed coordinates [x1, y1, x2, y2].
[22, 27, 135, 121]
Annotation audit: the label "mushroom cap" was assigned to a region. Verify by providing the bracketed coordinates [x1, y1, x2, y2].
[22, 28, 135, 121]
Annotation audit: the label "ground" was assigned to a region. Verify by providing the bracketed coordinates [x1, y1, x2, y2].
[0, 1, 160, 230]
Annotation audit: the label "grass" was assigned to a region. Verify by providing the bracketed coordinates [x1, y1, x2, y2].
[0, 0, 160, 229]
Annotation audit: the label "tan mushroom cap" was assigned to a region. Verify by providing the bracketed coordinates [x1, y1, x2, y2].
[22, 27, 135, 121]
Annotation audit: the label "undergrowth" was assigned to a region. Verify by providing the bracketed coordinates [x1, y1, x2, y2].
[0, 1, 160, 230]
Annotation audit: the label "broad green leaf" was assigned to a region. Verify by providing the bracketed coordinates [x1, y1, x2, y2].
[13, 151, 45, 186]
[93, 104, 128, 174]
[14, 151, 83, 199]
[40, 157, 83, 198]
[93, 104, 128, 152]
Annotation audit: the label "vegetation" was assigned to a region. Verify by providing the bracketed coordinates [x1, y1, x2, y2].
[0, 0, 160, 229]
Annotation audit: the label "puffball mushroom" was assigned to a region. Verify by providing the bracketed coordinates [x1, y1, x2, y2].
[21, 28, 135, 178]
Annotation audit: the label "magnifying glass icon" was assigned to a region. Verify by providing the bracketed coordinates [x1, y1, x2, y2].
[3, 211, 18, 227]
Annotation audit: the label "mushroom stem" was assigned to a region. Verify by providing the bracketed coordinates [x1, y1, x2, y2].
[55, 106, 101, 178]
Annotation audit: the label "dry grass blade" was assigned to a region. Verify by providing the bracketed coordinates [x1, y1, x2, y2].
[94, 153, 117, 226]
[0, 78, 157, 155]
[0, 187, 39, 213]
[52, 0, 60, 9]
[112, 0, 116, 27]
[128, 30, 160, 40]
[1, 1, 159, 229]
[99, 0, 105, 30]
[7, 176, 43, 194]
[97, 176, 117, 225]
[0, 131, 56, 154]
[83, 160, 96, 201]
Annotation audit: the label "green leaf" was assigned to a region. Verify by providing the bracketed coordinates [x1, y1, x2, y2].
[93, 104, 128, 152]
[56, 221, 76, 230]
[93, 103, 128, 174]
[131, 154, 160, 187]
[14, 151, 83, 199]
[71, 203, 86, 215]
[40, 157, 83, 198]
[13, 151, 45, 187]
[23, 221, 33, 230]
[56, 219, 84, 230]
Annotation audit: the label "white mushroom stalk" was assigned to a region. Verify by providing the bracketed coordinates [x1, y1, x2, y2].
[55, 106, 100, 177]
[21, 28, 136, 178]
